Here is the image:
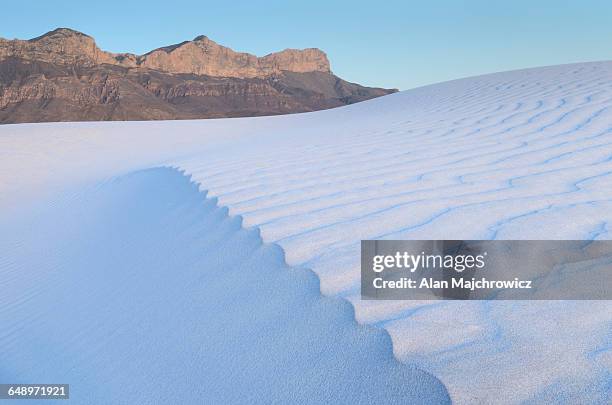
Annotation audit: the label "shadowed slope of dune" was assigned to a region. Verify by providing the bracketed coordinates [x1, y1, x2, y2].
[0, 167, 449, 404]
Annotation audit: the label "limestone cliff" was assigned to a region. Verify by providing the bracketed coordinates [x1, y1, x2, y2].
[0, 28, 331, 78]
[0, 28, 396, 124]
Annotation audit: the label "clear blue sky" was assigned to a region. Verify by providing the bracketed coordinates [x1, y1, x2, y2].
[3, 0, 612, 90]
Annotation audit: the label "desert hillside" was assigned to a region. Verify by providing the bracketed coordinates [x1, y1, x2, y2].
[0, 28, 396, 123]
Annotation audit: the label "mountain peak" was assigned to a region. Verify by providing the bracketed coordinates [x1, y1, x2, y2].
[136, 34, 330, 77]
[30, 27, 91, 42]
[1, 28, 331, 77]
[0, 27, 114, 67]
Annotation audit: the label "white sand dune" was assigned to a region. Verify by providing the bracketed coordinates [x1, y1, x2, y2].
[0, 168, 447, 404]
[1, 62, 611, 403]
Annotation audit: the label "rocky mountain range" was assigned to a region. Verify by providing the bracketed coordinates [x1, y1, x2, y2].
[0, 28, 396, 123]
